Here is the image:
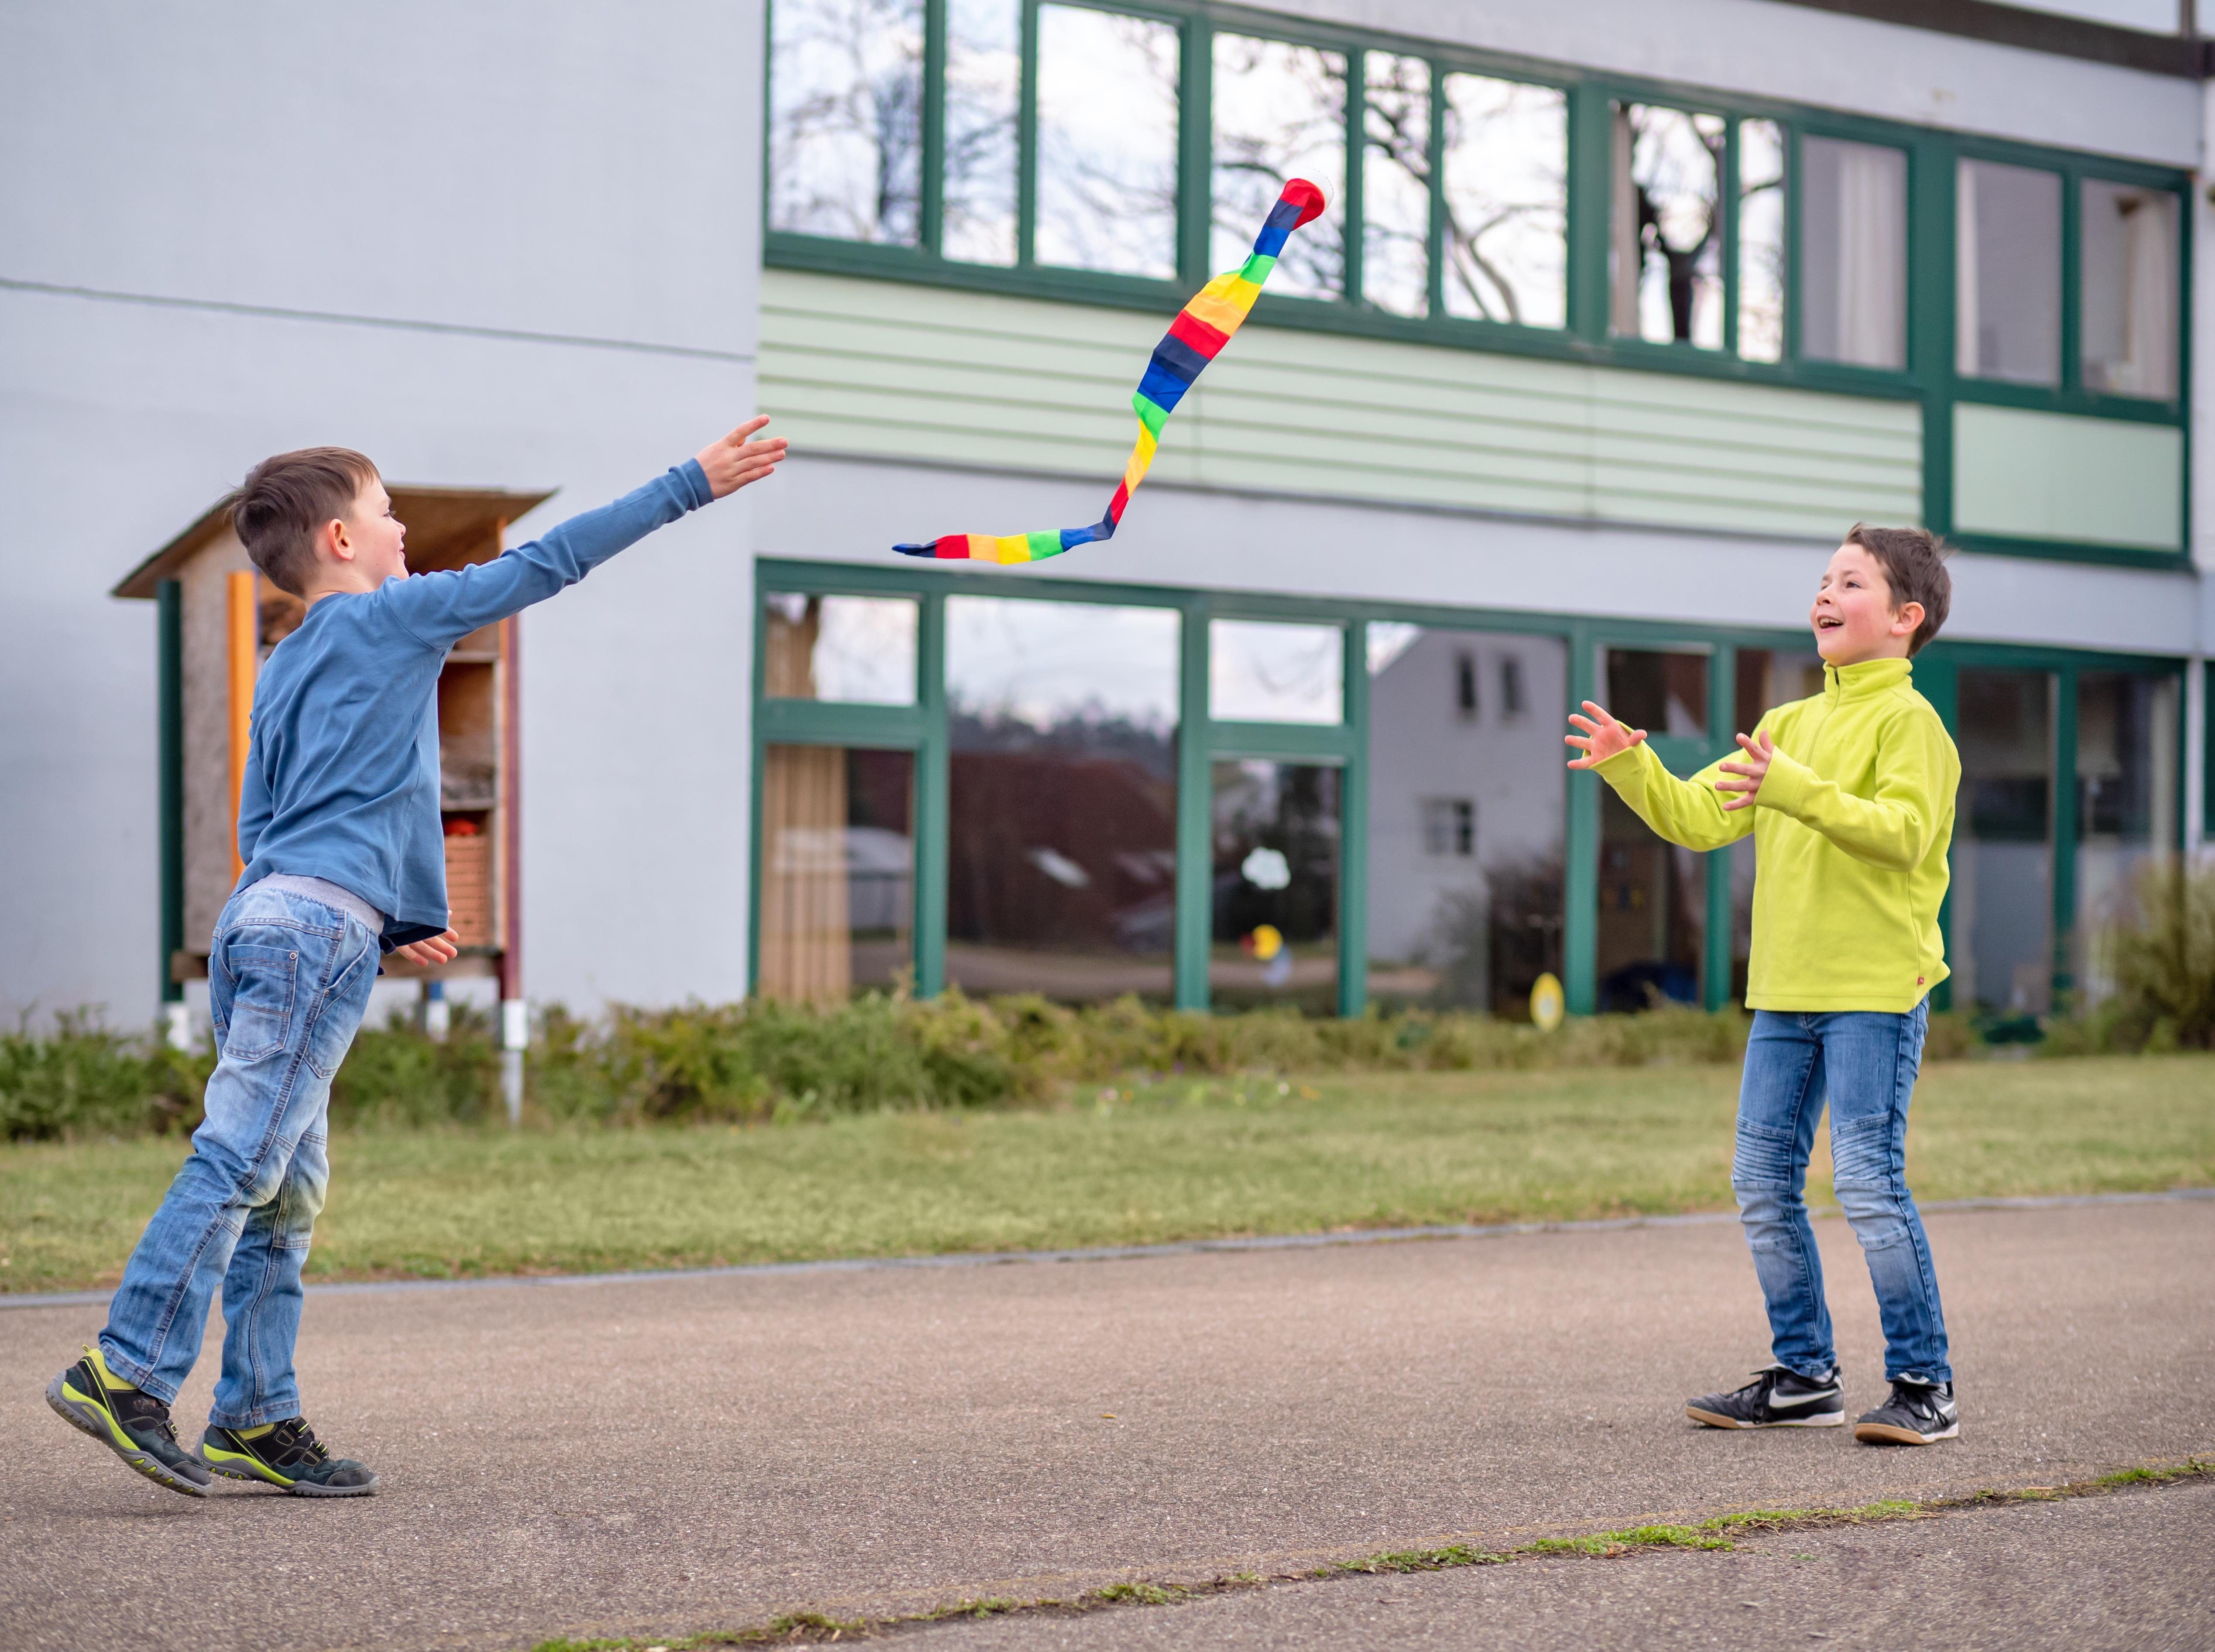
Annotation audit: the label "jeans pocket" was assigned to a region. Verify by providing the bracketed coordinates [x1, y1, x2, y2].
[219, 945, 299, 1062]
[305, 943, 376, 1080]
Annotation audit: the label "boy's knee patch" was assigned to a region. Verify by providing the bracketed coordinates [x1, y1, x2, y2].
[1834, 1180, 1910, 1250]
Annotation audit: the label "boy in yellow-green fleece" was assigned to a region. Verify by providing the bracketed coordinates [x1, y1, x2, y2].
[1566, 525, 1961, 1446]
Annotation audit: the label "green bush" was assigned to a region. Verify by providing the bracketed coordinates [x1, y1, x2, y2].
[0, 1009, 212, 1141]
[2043, 860, 2215, 1056]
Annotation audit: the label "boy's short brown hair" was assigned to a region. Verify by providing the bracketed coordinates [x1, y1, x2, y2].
[1843, 524, 1952, 655]
[230, 447, 381, 596]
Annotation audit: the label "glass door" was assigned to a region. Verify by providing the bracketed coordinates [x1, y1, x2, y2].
[1593, 647, 1712, 1011]
[1952, 668, 2056, 1017]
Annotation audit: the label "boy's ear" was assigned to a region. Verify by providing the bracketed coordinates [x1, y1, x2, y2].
[322, 515, 353, 564]
[1891, 600, 1924, 637]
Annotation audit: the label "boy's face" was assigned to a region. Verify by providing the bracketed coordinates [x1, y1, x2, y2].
[337, 477, 408, 585]
[1810, 543, 1918, 666]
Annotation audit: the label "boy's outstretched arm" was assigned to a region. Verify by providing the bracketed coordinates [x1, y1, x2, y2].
[1737, 711, 1953, 872]
[1566, 699, 1753, 852]
[382, 417, 787, 648]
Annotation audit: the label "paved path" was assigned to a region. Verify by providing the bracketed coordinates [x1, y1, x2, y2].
[2, 1200, 2209, 1652]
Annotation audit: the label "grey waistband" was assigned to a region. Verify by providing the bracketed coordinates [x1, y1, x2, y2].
[253, 874, 385, 936]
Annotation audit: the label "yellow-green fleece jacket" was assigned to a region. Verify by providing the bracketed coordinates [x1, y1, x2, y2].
[1594, 656, 1959, 1013]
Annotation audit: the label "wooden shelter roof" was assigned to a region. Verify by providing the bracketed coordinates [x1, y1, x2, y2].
[111, 484, 556, 599]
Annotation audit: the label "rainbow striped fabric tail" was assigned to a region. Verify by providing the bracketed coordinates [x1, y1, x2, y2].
[894, 178, 1327, 563]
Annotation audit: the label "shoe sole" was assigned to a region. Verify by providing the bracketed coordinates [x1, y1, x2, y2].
[46, 1374, 209, 1499]
[200, 1445, 378, 1497]
[1687, 1405, 1846, 1429]
[1854, 1419, 1960, 1445]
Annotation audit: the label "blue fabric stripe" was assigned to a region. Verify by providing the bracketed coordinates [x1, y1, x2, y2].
[1135, 362, 1193, 413]
[1150, 334, 1209, 381]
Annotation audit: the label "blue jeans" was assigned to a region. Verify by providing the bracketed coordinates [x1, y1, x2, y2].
[100, 882, 378, 1426]
[1733, 1001, 1952, 1385]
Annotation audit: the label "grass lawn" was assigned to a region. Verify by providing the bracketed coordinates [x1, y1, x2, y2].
[3, 1055, 2210, 1295]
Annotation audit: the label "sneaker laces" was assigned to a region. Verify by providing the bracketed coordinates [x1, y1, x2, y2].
[1886, 1380, 1940, 1419]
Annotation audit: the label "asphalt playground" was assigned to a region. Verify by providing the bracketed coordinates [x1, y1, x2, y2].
[2, 1196, 2208, 1651]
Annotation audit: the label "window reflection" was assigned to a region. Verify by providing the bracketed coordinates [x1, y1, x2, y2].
[1211, 619, 1344, 724]
[760, 746, 914, 1002]
[1441, 75, 1567, 328]
[1728, 648, 1825, 1000]
[1035, 7, 1180, 278]
[1612, 104, 1724, 348]
[1213, 760, 1339, 1012]
[2081, 180, 2178, 399]
[1366, 630, 1566, 1015]
[764, 594, 918, 705]
[1737, 120, 1785, 364]
[1957, 159, 2061, 385]
[1604, 648, 1708, 739]
[768, 0, 924, 244]
[1954, 669, 2054, 1015]
[943, 0, 1020, 265]
[2075, 672, 2177, 1003]
[944, 598, 1180, 1002]
[1212, 35, 1347, 299]
[1799, 137, 1906, 371]
[1361, 53, 1430, 317]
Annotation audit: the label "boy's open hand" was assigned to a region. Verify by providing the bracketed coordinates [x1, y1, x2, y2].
[1565, 700, 1647, 769]
[392, 929, 459, 967]
[1716, 730, 1776, 810]
[696, 415, 788, 499]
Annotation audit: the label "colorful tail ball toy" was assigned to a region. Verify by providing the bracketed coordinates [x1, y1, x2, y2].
[895, 178, 1328, 563]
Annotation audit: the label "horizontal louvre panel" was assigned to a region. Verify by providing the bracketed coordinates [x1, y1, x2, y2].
[761, 271, 1921, 538]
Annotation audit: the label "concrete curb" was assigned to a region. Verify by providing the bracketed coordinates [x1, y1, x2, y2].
[5, 1185, 2208, 1313]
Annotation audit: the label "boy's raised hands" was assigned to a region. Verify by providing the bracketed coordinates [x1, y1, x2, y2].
[1715, 730, 1775, 811]
[694, 415, 789, 499]
[1564, 700, 1647, 769]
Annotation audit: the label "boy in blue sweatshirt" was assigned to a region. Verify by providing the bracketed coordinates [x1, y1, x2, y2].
[47, 418, 786, 1497]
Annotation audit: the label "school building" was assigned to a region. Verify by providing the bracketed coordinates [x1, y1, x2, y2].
[4, 0, 2212, 1039]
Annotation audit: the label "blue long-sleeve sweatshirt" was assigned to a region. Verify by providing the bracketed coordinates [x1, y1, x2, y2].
[234, 460, 716, 949]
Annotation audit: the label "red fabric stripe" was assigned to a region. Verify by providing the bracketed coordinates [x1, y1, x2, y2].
[1106, 483, 1131, 524]
[1167, 310, 1230, 358]
[936, 535, 968, 558]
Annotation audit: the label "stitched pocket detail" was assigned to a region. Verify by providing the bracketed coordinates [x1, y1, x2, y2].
[219, 945, 298, 1061]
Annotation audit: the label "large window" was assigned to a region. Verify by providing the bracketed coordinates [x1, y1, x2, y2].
[1957, 159, 2063, 386]
[1365, 627, 1566, 1014]
[1036, 6, 1180, 277]
[1952, 668, 2056, 1017]
[2080, 180, 2179, 400]
[1798, 137, 1907, 371]
[767, 0, 925, 245]
[2074, 672, 2178, 1001]
[943, 597, 1180, 1001]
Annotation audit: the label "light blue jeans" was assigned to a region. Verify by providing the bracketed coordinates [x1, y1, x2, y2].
[1733, 1001, 1952, 1385]
[100, 882, 378, 1426]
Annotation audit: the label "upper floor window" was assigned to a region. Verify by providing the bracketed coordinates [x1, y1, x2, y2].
[1038, 7, 1181, 278]
[1213, 35, 1347, 298]
[2081, 179, 2178, 400]
[1958, 158, 2062, 386]
[1798, 137, 1907, 372]
[1612, 103, 1727, 349]
[768, 0, 924, 246]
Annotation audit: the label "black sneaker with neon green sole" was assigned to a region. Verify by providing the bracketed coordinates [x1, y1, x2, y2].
[46, 1345, 212, 1498]
[198, 1418, 378, 1496]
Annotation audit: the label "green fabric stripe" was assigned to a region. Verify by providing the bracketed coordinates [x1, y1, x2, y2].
[1132, 394, 1169, 436]
[1025, 530, 1060, 559]
[1239, 253, 1277, 284]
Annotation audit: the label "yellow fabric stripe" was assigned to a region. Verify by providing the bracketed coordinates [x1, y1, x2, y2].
[1121, 426, 1160, 493]
[992, 534, 1032, 564]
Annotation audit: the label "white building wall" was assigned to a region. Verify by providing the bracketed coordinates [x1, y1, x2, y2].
[0, 1, 764, 1027]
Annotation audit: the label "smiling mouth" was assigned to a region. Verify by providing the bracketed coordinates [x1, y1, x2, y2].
[1816, 617, 1843, 630]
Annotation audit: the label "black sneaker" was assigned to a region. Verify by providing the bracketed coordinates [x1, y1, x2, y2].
[45, 1345, 212, 1498]
[1686, 1365, 1845, 1429]
[198, 1417, 378, 1496]
[1854, 1379, 1959, 1445]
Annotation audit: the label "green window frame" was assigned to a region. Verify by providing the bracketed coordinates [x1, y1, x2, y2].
[763, 1, 2191, 569]
[751, 561, 2190, 1018]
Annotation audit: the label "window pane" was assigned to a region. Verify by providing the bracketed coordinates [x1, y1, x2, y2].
[1953, 669, 2054, 1016]
[1441, 75, 1567, 328]
[1598, 789, 1706, 1011]
[943, 598, 1180, 1002]
[760, 746, 913, 1001]
[1366, 631, 1567, 1015]
[1212, 35, 1347, 300]
[2081, 180, 2178, 399]
[1211, 619, 1343, 724]
[1035, 7, 1179, 278]
[1604, 648, 1708, 739]
[764, 593, 918, 704]
[1957, 159, 2061, 385]
[1728, 649, 1824, 1001]
[1612, 104, 1724, 348]
[2076, 672, 2178, 1003]
[943, 0, 1020, 265]
[767, 0, 923, 244]
[1361, 53, 1430, 318]
[1736, 119, 1785, 363]
[1799, 137, 1906, 371]
[1213, 760, 1339, 1012]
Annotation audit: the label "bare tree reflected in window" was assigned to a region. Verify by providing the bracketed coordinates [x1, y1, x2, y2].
[943, 0, 1019, 264]
[1361, 54, 1429, 317]
[769, 0, 924, 244]
[1036, 7, 1180, 278]
[1211, 35, 1346, 299]
[1612, 103, 1724, 348]
[1738, 119, 1785, 362]
[1439, 75, 1567, 328]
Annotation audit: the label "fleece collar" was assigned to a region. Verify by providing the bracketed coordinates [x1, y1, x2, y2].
[1822, 656, 1913, 702]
